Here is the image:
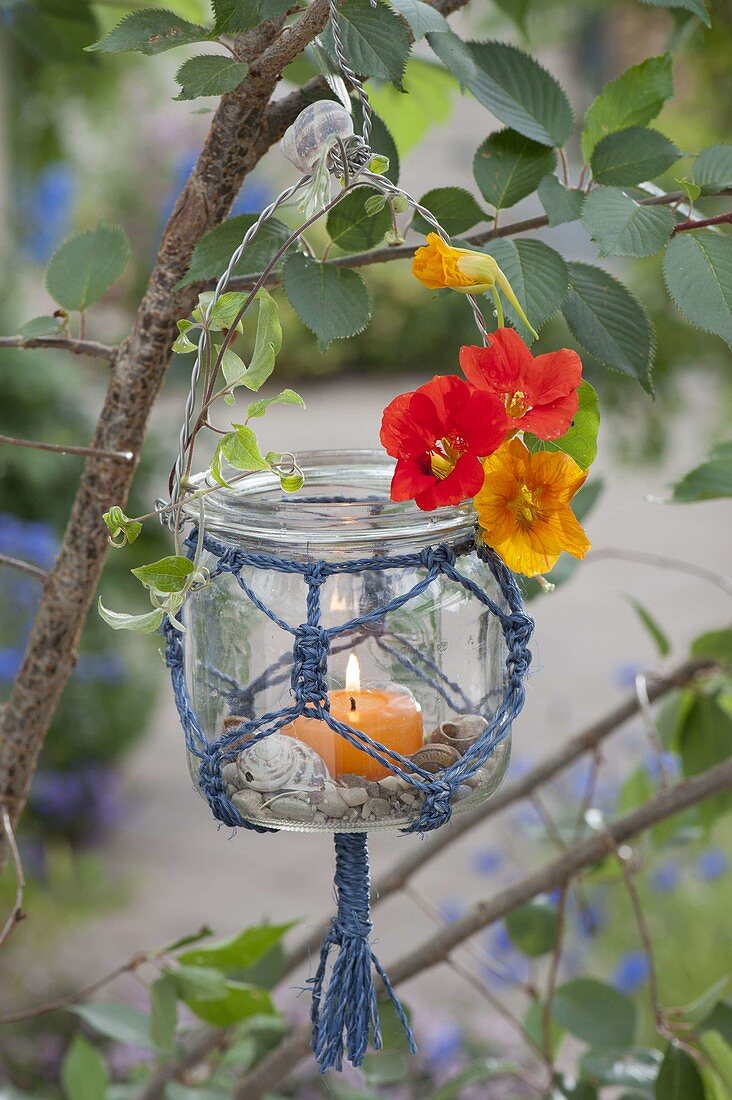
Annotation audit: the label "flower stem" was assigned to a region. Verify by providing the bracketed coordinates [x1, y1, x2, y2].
[491, 287, 504, 328]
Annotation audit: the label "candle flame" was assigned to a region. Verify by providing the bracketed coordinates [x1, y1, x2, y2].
[345, 653, 361, 694]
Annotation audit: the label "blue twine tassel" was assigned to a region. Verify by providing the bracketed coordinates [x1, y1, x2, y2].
[310, 832, 416, 1073]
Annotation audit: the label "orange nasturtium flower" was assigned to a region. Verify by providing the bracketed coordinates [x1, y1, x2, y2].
[474, 438, 590, 578]
[412, 233, 538, 338]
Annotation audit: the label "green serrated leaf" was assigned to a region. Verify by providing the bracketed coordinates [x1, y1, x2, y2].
[175, 54, 248, 101]
[591, 127, 680, 186]
[675, 176, 702, 204]
[482, 238, 570, 343]
[87, 8, 210, 55]
[323, 0, 411, 85]
[131, 555, 195, 594]
[241, 288, 282, 391]
[691, 627, 732, 665]
[505, 902, 558, 957]
[61, 1035, 108, 1100]
[581, 187, 674, 258]
[178, 214, 291, 288]
[537, 174, 584, 226]
[677, 693, 732, 830]
[581, 54, 673, 161]
[562, 261, 655, 392]
[46, 224, 130, 312]
[179, 922, 295, 971]
[213, 0, 264, 34]
[19, 315, 61, 338]
[196, 291, 249, 331]
[283, 253, 371, 351]
[638, 0, 710, 28]
[149, 975, 177, 1054]
[326, 188, 392, 251]
[412, 187, 485, 236]
[663, 232, 732, 348]
[388, 0, 448, 37]
[428, 33, 573, 147]
[625, 597, 671, 656]
[524, 380, 599, 470]
[98, 600, 165, 634]
[552, 979, 636, 1049]
[473, 128, 556, 210]
[692, 144, 732, 194]
[221, 426, 270, 471]
[69, 1002, 154, 1050]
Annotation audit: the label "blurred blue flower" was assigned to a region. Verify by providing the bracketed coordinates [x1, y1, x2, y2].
[438, 897, 466, 923]
[74, 651, 127, 684]
[650, 861, 681, 893]
[614, 661, 643, 689]
[0, 648, 24, 682]
[483, 923, 530, 987]
[159, 150, 273, 229]
[421, 1020, 464, 1070]
[0, 513, 57, 568]
[613, 950, 649, 993]
[30, 765, 127, 838]
[697, 848, 727, 882]
[471, 846, 502, 875]
[575, 901, 605, 938]
[20, 163, 76, 263]
[644, 751, 680, 781]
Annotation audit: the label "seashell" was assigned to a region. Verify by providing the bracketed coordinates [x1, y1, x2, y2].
[280, 101, 354, 173]
[430, 714, 488, 755]
[362, 797, 392, 820]
[231, 789, 263, 818]
[409, 743, 461, 774]
[236, 734, 328, 793]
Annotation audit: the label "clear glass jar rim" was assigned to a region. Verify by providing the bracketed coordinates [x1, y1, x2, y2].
[182, 449, 478, 556]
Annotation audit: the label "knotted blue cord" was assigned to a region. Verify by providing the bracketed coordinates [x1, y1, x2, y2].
[310, 832, 416, 1071]
[163, 523, 533, 1071]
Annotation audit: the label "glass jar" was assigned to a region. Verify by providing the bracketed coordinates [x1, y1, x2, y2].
[181, 450, 512, 832]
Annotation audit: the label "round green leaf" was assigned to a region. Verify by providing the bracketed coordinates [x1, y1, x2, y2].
[283, 253, 372, 351]
[482, 238, 570, 343]
[590, 127, 680, 186]
[388, 0, 449, 37]
[131, 555, 195, 593]
[580, 1047, 662, 1089]
[655, 1043, 705, 1100]
[412, 186, 485, 236]
[552, 979, 637, 1049]
[581, 187, 674, 258]
[46, 224, 130, 312]
[174, 54, 248, 101]
[87, 9, 210, 55]
[538, 174, 584, 226]
[525, 381, 599, 471]
[562, 261, 655, 391]
[182, 980, 274, 1026]
[61, 1035, 108, 1100]
[692, 143, 732, 194]
[474, 129, 556, 210]
[581, 54, 673, 161]
[326, 189, 392, 251]
[322, 0, 411, 85]
[505, 903, 558, 956]
[663, 231, 732, 348]
[639, 0, 710, 28]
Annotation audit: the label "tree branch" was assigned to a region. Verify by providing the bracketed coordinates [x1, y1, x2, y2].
[673, 211, 732, 233]
[233, 758, 732, 1099]
[0, 0, 351, 865]
[0, 336, 117, 361]
[0, 808, 25, 948]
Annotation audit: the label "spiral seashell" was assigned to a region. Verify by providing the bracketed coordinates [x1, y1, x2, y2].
[430, 715, 488, 755]
[280, 101, 354, 173]
[236, 734, 328, 792]
[409, 743, 461, 774]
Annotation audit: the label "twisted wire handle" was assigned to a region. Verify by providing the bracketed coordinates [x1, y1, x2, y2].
[327, 0, 375, 146]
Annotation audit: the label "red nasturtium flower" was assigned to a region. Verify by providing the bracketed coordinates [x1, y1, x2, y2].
[380, 375, 507, 510]
[460, 327, 583, 441]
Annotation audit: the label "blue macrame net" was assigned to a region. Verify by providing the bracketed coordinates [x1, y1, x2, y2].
[163, 524, 534, 1073]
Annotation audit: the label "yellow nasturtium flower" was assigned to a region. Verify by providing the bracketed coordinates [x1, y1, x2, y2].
[474, 438, 590, 578]
[413, 233, 538, 338]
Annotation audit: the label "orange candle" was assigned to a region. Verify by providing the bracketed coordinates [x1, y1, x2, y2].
[284, 654, 423, 780]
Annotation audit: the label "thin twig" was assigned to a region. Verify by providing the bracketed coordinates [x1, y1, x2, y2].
[0, 808, 26, 948]
[635, 674, 671, 791]
[0, 949, 152, 1025]
[673, 211, 732, 234]
[586, 547, 732, 598]
[540, 884, 569, 1072]
[0, 554, 48, 583]
[0, 434, 134, 463]
[0, 335, 117, 362]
